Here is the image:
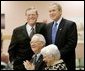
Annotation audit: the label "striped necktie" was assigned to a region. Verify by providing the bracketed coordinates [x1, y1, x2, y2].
[33, 54, 37, 65]
[30, 27, 35, 39]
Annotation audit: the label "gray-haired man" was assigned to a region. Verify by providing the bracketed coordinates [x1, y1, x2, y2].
[23, 34, 46, 70]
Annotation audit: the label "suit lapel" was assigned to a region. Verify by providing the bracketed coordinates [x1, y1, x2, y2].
[35, 55, 43, 69]
[48, 22, 54, 43]
[55, 18, 65, 44]
[22, 23, 30, 39]
[35, 23, 40, 33]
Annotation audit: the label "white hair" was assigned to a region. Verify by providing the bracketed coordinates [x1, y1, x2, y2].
[31, 34, 46, 46]
[40, 44, 61, 60]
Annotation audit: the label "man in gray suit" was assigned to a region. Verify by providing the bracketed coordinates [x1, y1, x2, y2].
[46, 3, 78, 70]
[8, 7, 47, 70]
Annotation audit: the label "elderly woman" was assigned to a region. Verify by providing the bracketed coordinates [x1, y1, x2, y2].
[40, 44, 67, 70]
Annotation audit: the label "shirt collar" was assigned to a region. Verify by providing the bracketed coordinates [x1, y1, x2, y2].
[54, 17, 62, 25]
[37, 53, 41, 57]
[26, 23, 35, 31]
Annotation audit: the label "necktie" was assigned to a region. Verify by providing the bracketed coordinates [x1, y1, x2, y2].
[33, 54, 37, 65]
[30, 27, 35, 39]
[52, 23, 58, 44]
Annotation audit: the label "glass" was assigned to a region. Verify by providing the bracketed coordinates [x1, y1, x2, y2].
[30, 41, 43, 44]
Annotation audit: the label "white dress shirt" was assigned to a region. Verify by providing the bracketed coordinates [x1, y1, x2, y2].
[54, 17, 62, 30]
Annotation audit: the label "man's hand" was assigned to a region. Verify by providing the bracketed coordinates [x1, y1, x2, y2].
[23, 60, 35, 70]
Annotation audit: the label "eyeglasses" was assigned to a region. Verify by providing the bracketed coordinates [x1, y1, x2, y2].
[30, 41, 43, 44]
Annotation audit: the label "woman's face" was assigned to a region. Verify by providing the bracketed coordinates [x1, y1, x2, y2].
[43, 55, 54, 66]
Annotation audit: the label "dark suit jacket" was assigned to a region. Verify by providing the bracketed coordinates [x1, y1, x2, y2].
[46, 18, 77, 70]
[30, 54, 46, 70]
[8, 22, 47, 70]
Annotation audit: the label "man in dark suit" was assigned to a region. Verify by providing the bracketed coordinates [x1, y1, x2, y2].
[46, 3, 78, 70]
[23, 34, 46, 70]
[8, 7, 47, 70]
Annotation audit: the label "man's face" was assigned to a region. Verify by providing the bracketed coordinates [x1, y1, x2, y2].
[30, 38, 43, 53]
[26, 10, 38, 26]
[49, 5, 62, 21]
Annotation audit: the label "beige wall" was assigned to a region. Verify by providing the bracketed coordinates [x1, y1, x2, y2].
[1, 1, 84, 58]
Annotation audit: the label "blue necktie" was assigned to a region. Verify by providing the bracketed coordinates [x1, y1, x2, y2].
[52, 23, 58, 44]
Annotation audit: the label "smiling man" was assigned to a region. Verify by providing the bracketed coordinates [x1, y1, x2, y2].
[46, 3, 78, 70]
[23, 34, 46, 70]
[8, 7, 47, 70]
